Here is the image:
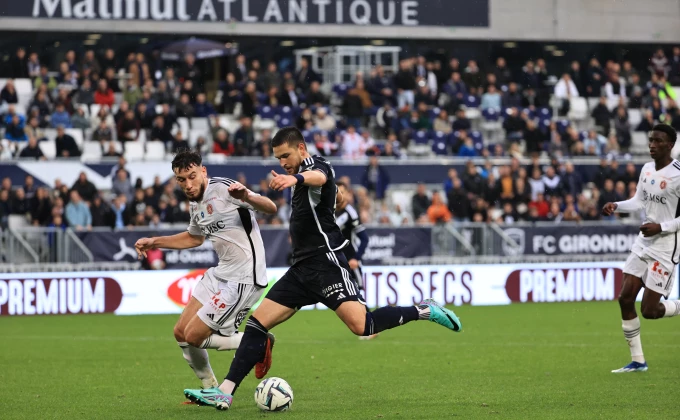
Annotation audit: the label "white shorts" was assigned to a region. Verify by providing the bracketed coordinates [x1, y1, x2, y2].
[623, 252, 676, 298]
[192, 268, 264, 336]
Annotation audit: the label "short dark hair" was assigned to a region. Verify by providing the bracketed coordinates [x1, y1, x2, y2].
[652, 123, 677, 143]
[336, 181, 348, 189]
[271, 126, 305, 148]
[171, 149, 202, 172]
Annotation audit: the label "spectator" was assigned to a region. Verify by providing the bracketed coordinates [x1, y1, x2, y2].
[376, 102, 397, 137]
[604, 73, 626, 102]
[480, 84, 502, 111]
[296, 107, 313, 130]
[230, 116, 253, 155]
[463, 60, 483, 89]
[55, 125, 81, 157]
[90, 195, 114, 227]
[614, 107, 632, 150]
[502, 82, 523, 109]
[305, 80, 327, 107]
[444, 72, 467, 111]
[342, 82, 365, 129]
[341, 125, 366, 159]
[529, 193, 550, 218]
[433, 109, 452, 134]
[5, 114, 27, 141]
[71, 107, 90, 129]
[650, 48, 669, 77]
[170, 131, 190, 153]
[452, 109, 471, 132]
[18, 136, 45, 160]
[411, 183, 431, 221]
[194, 93, 217, 117]
[71, 172, 97, 203]
[503, 107, 526, 141]
[65, 190, 92, 230]
[75, 78, 95, 107]
[117, 110, 140, 143]
[598, 179, 620, 217]
[91, 105, 115, 129]
[554, 73, 579, 115]
[561, 162, 583, 197]
[542, 166, 562, 198]
[50, 103, 72, 128]
[427, 191, 452, 224]
[493, 57, 512, 86]
[294, 57, 320, 92]
[394, 59, 417, 109]
[584, 130, 607, 156]
[1, 80, 18, 104]
[94, 79, 115, 107]
[212, 129, 234, 156]
[446, 178, 469, 221]
[150, 115, 174, 143]
[112, 168, 133, 201]
[92, 120, 113, 142]
[458, 136, 477, 157]
[361, 156, 390, 200]
[590, 97, 612, 134]
[175, 93, 194, 118]
[586, 58, 604, 97]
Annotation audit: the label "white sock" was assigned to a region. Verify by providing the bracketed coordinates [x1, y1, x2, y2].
[662, 300, 680, 317]
[219, 379, 237, 396]
[622, 318, 645, 363]
[200, 332, 243, 351]
[178, 342, 218, 388]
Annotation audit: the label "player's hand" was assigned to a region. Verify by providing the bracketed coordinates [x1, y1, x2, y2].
[348, 259, 359, 270]
[269, 170, 298, 191]
[640, 223, 662, 237]
[228, 181, 249, 201]
[134, 237, 156, 259]
[601, 202, 618, 216]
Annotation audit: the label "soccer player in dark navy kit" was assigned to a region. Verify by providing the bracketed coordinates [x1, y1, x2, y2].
[335, 181, 369, 292]
[184, 127, 463, 410]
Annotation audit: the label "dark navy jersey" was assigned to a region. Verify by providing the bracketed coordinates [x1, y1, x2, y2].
[289, 155, 348, 264]
[335, 204, 365, 260]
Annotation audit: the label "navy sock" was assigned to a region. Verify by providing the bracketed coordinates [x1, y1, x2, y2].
[363, 306, 419, 336]
[224, 317, 268, 394]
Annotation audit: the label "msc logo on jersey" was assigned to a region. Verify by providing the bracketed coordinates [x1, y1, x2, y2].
[207, 204, 214, 215]
[661, 181, 667, 190]
[201, 220, 226, 235]
[643, 189, 667, 204]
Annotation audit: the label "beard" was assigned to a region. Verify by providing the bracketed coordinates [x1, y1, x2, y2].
[189, 181, 206, 202]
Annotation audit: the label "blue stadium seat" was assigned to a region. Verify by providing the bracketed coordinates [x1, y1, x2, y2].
[278, 106, 293, 119]
[579, 130, 588, 141]
[449, 131, 461, 146]
[521, 108, 536, 120]
[364, 106, 379, 116]
[432, 140, 448, 155]
[256, 92, 267, 103]
[464, 95, 480, 108]
[432, 131, 448, 142]
[538, 107, 552, 120]
[259, 106, 275, 120]
[470, 130, 483, 143]
[482, 108, 500, 121]
[301, 130, 313, 143]
[429, 107, 442, 119]
[413, 130, 429, 145]
[333, 84, 349, 97]
[556, 120, 570, 134]
[278, 118, 291, 128]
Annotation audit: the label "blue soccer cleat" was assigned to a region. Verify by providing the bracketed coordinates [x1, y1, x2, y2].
[184, 387, 233, 410]
[420, 299, 462, 332]
[611, 361, 648, 373]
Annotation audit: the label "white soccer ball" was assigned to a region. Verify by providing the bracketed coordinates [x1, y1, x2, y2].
[254, 377, 294, 412]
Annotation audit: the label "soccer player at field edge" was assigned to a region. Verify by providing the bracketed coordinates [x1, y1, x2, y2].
[183, 126, 463, 410]
[134, 150, 278, 391]
[602, 124, 680, 373]
[335, 180, 377, 340]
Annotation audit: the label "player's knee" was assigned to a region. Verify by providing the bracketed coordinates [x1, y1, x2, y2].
[641, 305, 663, 320]
[173, 323, 186, 342]
[345, 316, 366, 336]
[184, 328, 207, 348]
[617, 292, 635, 308]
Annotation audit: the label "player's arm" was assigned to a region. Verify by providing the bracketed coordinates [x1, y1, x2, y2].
[134, 232, 204, 259]
[270, 159, 329, 190]
[227, 182, 277, 214]
[658, 188, 680, 235]
[603, 172, 645, 215]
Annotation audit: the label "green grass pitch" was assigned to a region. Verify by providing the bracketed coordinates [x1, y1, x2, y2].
[1, 301, 679, 419]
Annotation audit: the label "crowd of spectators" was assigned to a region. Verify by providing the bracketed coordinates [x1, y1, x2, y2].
[0, 153, 640, 232]
[1, 45, 680, 160]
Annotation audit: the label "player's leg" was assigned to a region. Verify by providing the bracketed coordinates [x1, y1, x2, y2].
[640, 262, 680, 320]
[322, 251, 461, 336]
[612, 253, 647, 373]
[173, 297, 219, 389]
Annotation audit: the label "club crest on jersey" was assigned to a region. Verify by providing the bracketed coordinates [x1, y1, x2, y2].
[651, 180, 656, 185]
[661, 181, 667, 189]
[207, 204, 214, 215]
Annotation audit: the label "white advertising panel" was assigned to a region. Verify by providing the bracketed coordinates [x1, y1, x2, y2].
[0, 263, 677, 316]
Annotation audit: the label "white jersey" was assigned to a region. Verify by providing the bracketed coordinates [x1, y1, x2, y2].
[187, 177, 268, 287]
[615, 159, 680, 264]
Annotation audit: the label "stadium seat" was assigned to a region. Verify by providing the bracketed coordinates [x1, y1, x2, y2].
[90, 104, 101, 117]
[81, 142, 102, 161]
[253, 118, 276, 131]
[556, 120, 570, 134]
[482, 108, 500, 121]
[431, 140, 448, 155]
[278, 106, 293, 120]
[145, 141, 166, 161]
[278, 118, 292, 128]
[191, 117, 210, 132]
[333, 84, 349, 97]
[177, 117, 190, 135]
[43, 128, 57, 141]
[431, 131, 448, 142]
[39, 140, 56, 159]
[137, 129, 147, 144]
[259, 106, 276, 120]
[65, 128, 84, 148]
[631, 131, 649, 154]
[77, 103, 90, 118]
[189, 129, 206, 147]
[464, 95, 480, 108]
[413, 130, 429, 145]
[628, 109, 642, 127]
[568, 97, 588, 120]
[124, 141, 145, 161]
[538, 107, 552, 120]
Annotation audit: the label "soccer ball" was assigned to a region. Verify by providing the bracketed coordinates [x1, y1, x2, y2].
[254, 377, 294, 412]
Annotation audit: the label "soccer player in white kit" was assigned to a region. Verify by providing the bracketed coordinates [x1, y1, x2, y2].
[134, 150, 278, 389]
[602, 124, 680, 373]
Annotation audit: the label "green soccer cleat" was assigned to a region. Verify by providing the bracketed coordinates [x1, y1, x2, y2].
[184, 387, 233, 411]
[420, 299, 462, 332]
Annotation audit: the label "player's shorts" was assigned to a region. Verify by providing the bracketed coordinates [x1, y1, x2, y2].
[623, 251, 676, 298]
[266, 251, 364, 311]
[192, 267, 264, 336]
